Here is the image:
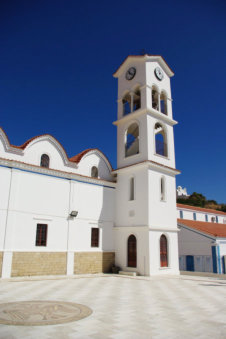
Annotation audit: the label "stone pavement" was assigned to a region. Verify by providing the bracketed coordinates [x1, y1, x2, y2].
[0, 274, 226, 338]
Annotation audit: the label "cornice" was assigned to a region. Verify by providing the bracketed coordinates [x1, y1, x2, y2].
[113, 108, 177, 127]
[0, 158, 116, 188]
[112, 160, 180, 176]
[113, 225, 179, 232]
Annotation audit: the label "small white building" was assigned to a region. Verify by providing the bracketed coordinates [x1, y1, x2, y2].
[176, 186, 189, 198]
[0, 54, 181, 278]
[177, 204, 226, 273]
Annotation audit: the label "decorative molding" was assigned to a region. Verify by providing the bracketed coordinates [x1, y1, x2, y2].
[112, 160, 180, 176]
[149, 227, 179, 232]
[0, 158, 116, 189]
[113, 107, 177, 127]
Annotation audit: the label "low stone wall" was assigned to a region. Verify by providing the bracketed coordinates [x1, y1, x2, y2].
[0, 252, 3, 277]
[11, 252, 67, 277]
[74, 252, 115, 274]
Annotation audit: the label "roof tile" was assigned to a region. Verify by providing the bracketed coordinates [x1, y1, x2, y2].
[178, 219, 226, 237]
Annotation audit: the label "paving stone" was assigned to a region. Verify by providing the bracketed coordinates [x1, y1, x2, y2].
[0, 274, 225, 338]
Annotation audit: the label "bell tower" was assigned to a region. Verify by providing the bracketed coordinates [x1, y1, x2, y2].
[113, 55, 180, 276]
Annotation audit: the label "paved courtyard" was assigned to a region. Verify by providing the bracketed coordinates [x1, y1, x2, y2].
[0, 274, 226, 338]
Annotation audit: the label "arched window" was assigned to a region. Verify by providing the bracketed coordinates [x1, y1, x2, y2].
[129, 177, 135, 201]
[160, 235, 168, 267]
[160, 176, 166, 201]
[128, 234, 137, 267]
[133, 88, 141, 111]
[155, 123, 167, 157]
[91, 166, 98, 178]
[40, 154, 50, 168]
[125, 122, 139, 157]
[160, 91, 167, 115]
[152, 86, 159, 110]
[122, 93, 131, 116]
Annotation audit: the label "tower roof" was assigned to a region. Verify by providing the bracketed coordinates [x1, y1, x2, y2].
[113, 54, 174, 78]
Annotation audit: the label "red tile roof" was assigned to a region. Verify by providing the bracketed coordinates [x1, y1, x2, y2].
[69, 149, 94, 163]
[178, 219, 226, 238]
[177, 203, 226, 216]
[0, 127, 113, 169]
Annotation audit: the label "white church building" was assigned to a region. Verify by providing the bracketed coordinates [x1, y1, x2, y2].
[0, 55, 181, 278]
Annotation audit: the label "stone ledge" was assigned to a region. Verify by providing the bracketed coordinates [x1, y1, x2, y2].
[119, 271, 137, 277]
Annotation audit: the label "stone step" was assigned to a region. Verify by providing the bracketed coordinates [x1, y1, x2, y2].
[119, 271, 137, 277]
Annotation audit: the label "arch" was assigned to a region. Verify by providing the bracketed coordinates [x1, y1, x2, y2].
[160, 234, 168, 267]
[133, 87, 141, 111]
[160, 91, 168, 115]
[125, 122, 139, 157]
[122, 92, 131, 116]
[91, 166, 98, 178]
[154, 123, 168, 157]
[128, 234, 137, 267]
[40, 154, 50, 168]
[71, 148, 113, 173]
[160, 176, 166, 201]
[152, 85, 159, 111]
[24, 135, 72, 168]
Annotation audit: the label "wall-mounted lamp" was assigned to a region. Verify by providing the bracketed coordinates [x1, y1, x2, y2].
[70, 211, 78, 218]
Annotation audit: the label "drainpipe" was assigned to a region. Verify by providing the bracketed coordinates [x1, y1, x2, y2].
[66, 179, 73, 275]
[2, 167, 13, 278]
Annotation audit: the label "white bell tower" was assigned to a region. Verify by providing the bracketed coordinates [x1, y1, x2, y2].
[113, 55, 180, 276]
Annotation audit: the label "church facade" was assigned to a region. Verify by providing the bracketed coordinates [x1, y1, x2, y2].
[0, 55, 180, 278]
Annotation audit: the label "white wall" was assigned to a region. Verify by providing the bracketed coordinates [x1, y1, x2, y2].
[0, 166, 12, 249]
[76, 152, 113, 181]
[148, 168, 177, 229]
[0, 165, 115, 253]
[114, 227, 150, 276]
[178, 226, 213, 256]
[177, 208, 226, 224]
[149, 230, 179, 275]
[115, 167, 149, 227]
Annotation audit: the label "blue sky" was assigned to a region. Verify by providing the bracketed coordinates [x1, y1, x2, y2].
[0, 0, 226, 202]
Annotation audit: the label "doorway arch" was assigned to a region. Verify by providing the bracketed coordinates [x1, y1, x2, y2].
[128, 234, 137, 267]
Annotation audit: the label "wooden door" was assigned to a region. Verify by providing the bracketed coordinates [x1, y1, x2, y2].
[128, 235, 137, 268]
[160, 235, 168, 267]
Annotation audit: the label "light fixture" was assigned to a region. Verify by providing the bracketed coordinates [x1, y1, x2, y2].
[70, 211, 78, 218]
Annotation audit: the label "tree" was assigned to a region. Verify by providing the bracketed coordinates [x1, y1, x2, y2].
[220, 204, 226, 212]
[177, 192, 206, 207]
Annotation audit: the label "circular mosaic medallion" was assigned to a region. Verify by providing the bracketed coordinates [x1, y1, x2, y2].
[0, 301, 92, 326]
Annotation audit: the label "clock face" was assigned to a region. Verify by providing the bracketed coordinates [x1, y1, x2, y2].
[126, 67, 136, 80]
[154, 67, 164, 81]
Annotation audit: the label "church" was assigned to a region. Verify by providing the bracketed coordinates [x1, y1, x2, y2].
[0, 55, 181, 278]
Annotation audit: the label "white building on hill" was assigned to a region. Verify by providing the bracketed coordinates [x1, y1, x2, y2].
[0, 54, 190, 278]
